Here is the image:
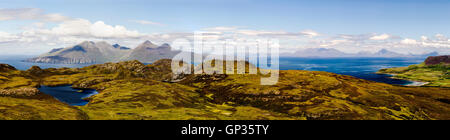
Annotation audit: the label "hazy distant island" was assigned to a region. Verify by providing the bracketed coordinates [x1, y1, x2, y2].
[282, 48, 439, 58]
[24, 41, 180, 64]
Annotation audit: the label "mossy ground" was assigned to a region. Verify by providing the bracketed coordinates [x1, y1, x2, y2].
[0, 60, 449, 120]
[378, 63, 450, 87]
[0, 95, 87, 120]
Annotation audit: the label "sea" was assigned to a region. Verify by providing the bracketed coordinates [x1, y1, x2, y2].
[279, 57, 424, 85]
[0, 55, 425, 86]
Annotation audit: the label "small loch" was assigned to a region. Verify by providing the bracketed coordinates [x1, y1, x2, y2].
[38, 85, 99, 106]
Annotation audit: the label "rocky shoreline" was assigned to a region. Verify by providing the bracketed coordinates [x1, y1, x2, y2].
[382, 73, 430, 87]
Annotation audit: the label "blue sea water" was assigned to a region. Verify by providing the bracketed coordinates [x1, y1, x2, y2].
[279, 57, 425, 85]
[0, 55, 425, 85]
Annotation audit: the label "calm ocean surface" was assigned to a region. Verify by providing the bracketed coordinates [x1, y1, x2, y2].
[0, 55, 425, 85]
[279, 57, 424, 85]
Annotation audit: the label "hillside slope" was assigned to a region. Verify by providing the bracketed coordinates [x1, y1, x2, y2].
[1, 60, 449, 120]
[378, 55, 450, 87]
[0, 64, 88, 120]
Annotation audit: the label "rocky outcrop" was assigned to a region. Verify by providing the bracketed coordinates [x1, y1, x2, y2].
[26, 66, 45, 76]
[0, 87, 40, 97]
[90, 60, 148, 74]
[425, 55, 450, 65]
[0, 64, 16, 72]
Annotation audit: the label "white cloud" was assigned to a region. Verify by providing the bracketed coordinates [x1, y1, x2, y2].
[235, 30, 278, 36]
[370, 34, 390, 40]
[202, 27, 320, 38]
[300, 33, 450, 54]
[401, 38, 418, 45]
[0, 31, 18, 42]
[0, 8, 71, 22]
[435, 34, 448, 41]
[203, 26, 240, 31]
[300, 30, 320, 38]
[131, 20, 165, 26]
[35, 19, 143, 39]
[0, 18, 151, 54]
[421, 36, 428, 41]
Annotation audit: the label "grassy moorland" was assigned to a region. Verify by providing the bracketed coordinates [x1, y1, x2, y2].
[0, 60, 449, 120]
[0, 64, 87, 120]
[378, 63, 450, 87]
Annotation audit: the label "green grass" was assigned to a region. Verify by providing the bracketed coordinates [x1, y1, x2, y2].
[0, 60, 449, 120]
[378, 63, 449, 87]
[0, 95, 87, 120]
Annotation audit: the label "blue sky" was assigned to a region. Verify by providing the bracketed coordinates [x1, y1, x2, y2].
[1, 0, 449, 36]
[0, 0, 449, 55]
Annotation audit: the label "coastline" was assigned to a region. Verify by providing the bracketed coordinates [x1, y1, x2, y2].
[380, 73, 429, 87]
[405, 81, 430, 86]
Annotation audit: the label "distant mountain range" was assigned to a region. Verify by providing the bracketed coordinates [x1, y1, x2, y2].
[26, 42, 440, 64]
[25, 41, 181, 64]
[282, 48, 439, 58]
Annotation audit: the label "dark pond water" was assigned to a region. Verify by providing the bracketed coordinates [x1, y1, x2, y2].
[38, 85, 99, 106]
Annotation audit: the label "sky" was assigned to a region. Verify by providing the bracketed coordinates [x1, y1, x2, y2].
[0, 0, 449, 55]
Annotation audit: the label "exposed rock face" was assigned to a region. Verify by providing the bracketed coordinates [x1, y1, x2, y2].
[26, 66, 44, 76]
[425, 55, 450, 65]
[0, 64, 16, 72]
[93, 60, 148, 74]
[0, 87, 40, 97]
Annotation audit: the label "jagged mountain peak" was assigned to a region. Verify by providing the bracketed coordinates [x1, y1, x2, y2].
[79, 41, 96, 46]
[143, 40, 153, 44]
[142, 40, 156, 46]
[136, 40, 158, 49]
